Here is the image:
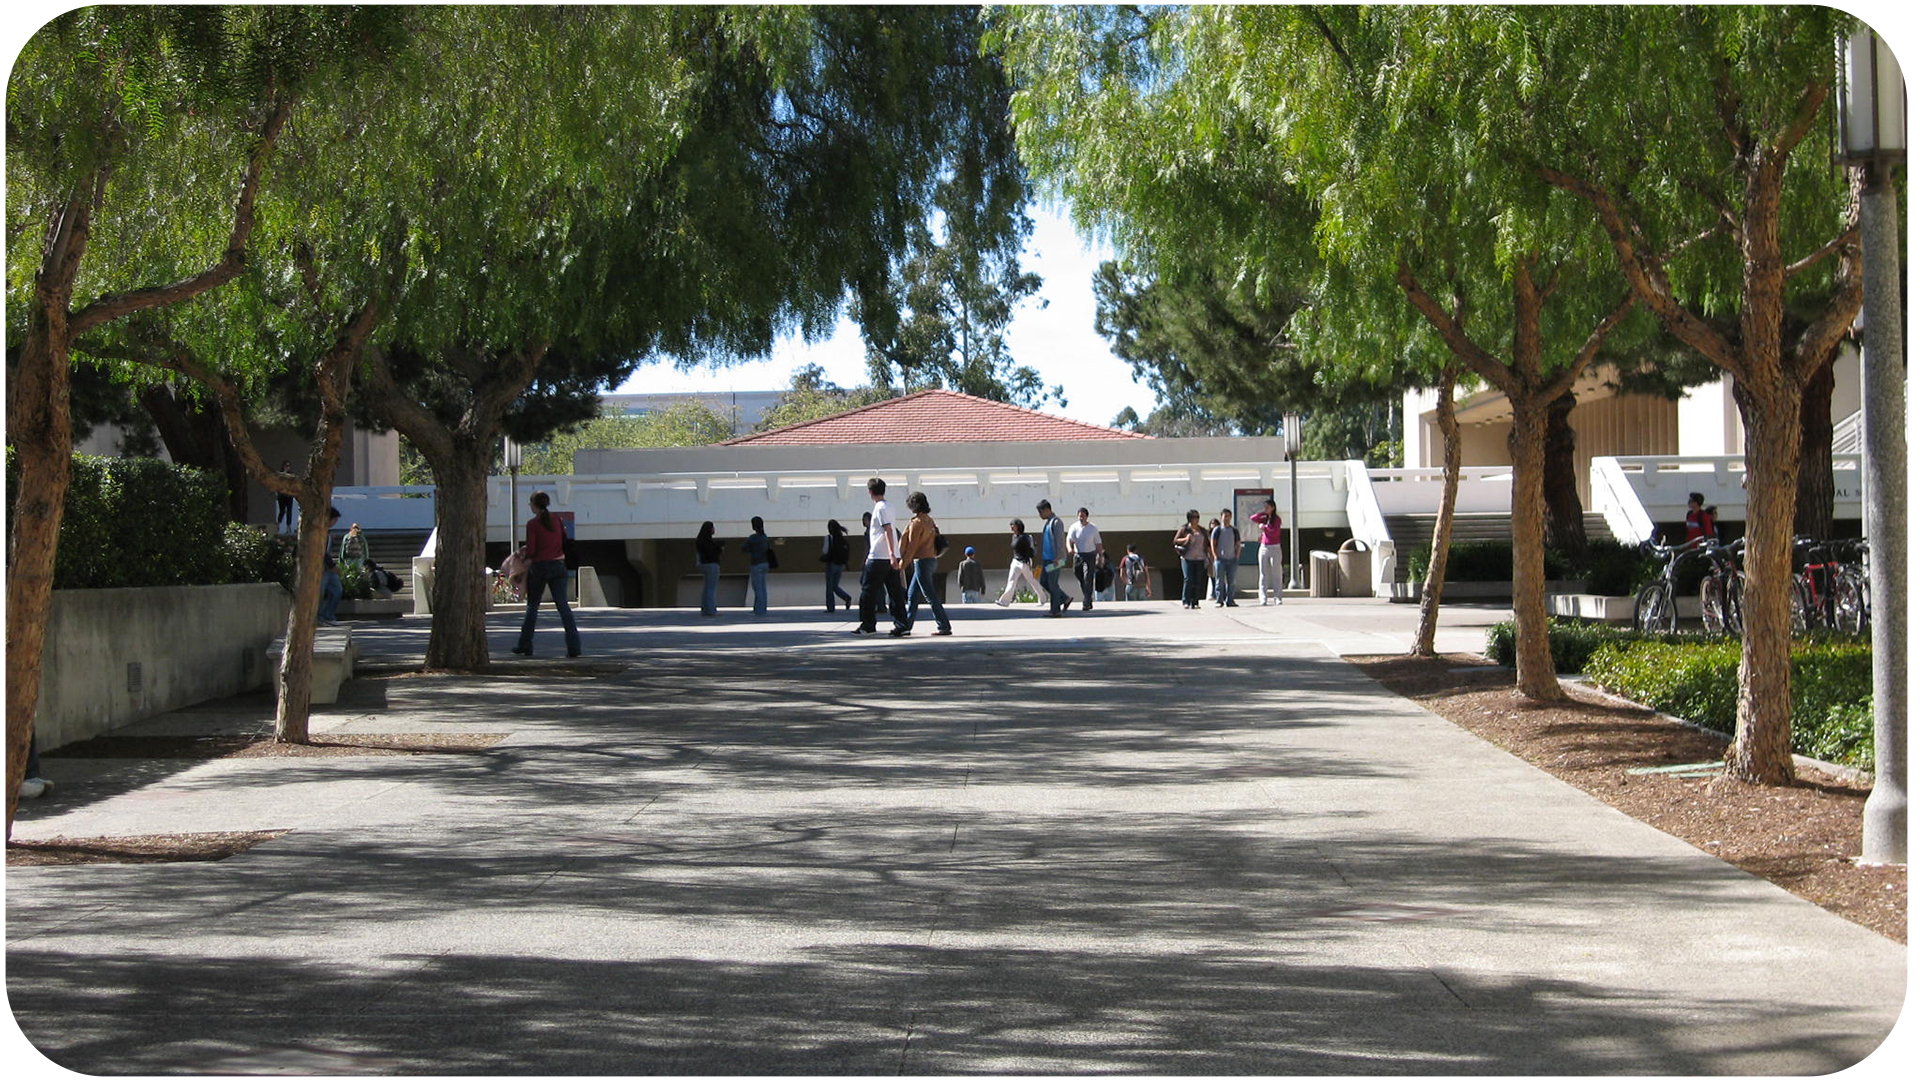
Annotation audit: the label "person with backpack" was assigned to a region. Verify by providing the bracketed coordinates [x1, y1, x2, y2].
[1684, 492, 1719, 544]
[1092, 550, 1115, 602]
[898, 490, 952, 636]
[1211, 507, 1242, 607]
[511, 491, 581, 657]
[821, 519, 854, 613]
[1118, 544, 1153, 602]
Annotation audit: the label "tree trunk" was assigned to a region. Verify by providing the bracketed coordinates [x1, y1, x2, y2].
[426, 449, 496, 671]
[6, 326, 76, 838]
[1795, 349, 1837, 540]
[1508, 399, 1564, 701]
[1413, 366, 1462, 657]
[1722, 387, 1802, 786]
[1543, 387, 1588, 555]
[273, 495, 329, 743]
[139, 384, 252, 522]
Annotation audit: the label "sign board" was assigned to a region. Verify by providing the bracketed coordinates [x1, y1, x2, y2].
[1233, 488, 1274, 564]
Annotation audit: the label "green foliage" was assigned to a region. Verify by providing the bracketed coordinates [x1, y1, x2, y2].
[1584, 639, 1875, 768]
[1571, 539, 1659, 597]
[519, 402, 734, 475]
[4, 453, 231, 589]
[221, 523, 297, 588]
[1483, 618, 1641, 674]
[753, 365, 896, 434]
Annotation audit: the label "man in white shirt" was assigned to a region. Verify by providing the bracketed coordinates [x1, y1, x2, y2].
[1067, 506, 1104, 611]
[855, 477, 909, 636]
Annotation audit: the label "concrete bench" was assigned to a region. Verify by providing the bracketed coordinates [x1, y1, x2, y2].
[266, 625, 357, 704]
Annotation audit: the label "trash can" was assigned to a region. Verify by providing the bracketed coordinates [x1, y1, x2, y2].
[1337, 539, 1372, 597]
[1309, 551, 1340, 597]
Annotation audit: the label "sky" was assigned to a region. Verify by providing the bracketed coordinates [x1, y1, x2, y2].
[616, 204, 1153, 430]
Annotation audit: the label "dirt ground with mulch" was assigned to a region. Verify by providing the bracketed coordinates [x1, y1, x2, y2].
[1349, 653, 1905, 943]
[8, 830, 289, 866]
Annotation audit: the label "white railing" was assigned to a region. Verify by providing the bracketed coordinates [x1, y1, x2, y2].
[1589, 457, 1657, 544]
[1832, 410, 1865, 455]
[1590, 454, 1863, 541]
[1364, 466, 1514, 515]
[1342, 461, 1397, 595]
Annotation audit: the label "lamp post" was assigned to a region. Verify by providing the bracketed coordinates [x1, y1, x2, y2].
[503, 436, 523, 544]
[1839, 28, 1906, 866]
[1283, 413, 1303, 590]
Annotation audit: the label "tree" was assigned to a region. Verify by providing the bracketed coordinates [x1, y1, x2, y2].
[364, 6, 1037, 671]
[753, 364, 896, 434]
[519, 401, 734, 475]
[1539, 6, 1862, 784]
[996, 6, 1652, 698]
[5, 6, 392, 826]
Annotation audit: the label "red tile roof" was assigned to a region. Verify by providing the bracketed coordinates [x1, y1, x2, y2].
[723, 389, 1151, 446]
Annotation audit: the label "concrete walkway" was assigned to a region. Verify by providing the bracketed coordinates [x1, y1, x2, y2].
[7, 598, 1906, 1074]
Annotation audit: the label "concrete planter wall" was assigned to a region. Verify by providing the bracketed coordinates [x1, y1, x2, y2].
[35, 583, 291, 751]
[1389, 580, 1590, 604]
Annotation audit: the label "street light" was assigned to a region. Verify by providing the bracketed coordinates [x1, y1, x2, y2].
[1838, 27, 1906, 866]
[1283, 413, 1303, 590]
[503, 436, 523, 545]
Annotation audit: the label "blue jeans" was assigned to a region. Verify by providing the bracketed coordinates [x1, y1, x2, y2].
[749, 562, 769, 614]
[318, 570, 343, 623]
[1039, 562, 1070, 614]
[1214, 558, 1239, 604]
[1182, 559, 1207, 607]
[826, 563, 852, 610]
[905, 557, 950, 633]
[517, 559, 580, 655]
[698, 561, 720, 615]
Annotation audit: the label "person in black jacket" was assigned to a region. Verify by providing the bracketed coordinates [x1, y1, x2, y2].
[694, 520, 723, 616]
[822, 519, 854, 612]
[993, 519, 1044, 607]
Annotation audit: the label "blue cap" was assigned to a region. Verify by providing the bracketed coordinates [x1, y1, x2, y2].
[964, 546, 975, 555]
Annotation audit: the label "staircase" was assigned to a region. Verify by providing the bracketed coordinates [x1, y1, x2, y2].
[359, 529, 432, 601]
[1382, 513, 1613, 583]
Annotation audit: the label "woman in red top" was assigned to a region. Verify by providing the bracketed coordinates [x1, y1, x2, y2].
[1683, 492, 1718, 545]
[512, 491, 581, 657]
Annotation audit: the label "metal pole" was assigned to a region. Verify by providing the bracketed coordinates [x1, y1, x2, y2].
[1859, 164, 1906, 865]
[1288, 453, 1301, 591]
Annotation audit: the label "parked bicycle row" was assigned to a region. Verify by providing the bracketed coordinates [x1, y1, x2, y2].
[1633, 532, 1870, 638]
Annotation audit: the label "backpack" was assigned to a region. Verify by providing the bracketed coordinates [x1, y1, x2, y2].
[934, 529, 950, 555]
[1123, 553, 1145, 585]
[1094, 561, 1114, 592]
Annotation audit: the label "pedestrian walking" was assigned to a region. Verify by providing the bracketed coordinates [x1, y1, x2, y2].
[1068, 506, 1104, 611]
[1092, 550, 1115, 602]
[318, 506, 344, 625]
[822, 519, 854, 612]
[1211, 507, 1242, 607]
[899, 491, 952, 636]
[694, 520, 723, 616]
[275, 459, 297, 534]
[742, 516, 772, 614]
[511, 491, 582, 657]
[1174, 509, 1211, 609]
[1033, 499, 1072, 617]
[994, 519, 1043, 607]
[854, 478, 909, 636]
[958, 546, 986, 603]
[1684, 492, 1719, 544]
[1248, 498, 1286, 604]
[1119, 543, 1153, 602]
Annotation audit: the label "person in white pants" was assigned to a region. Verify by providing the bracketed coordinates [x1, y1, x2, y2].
[994, 519, 1044, 606]
[1249, 497, 1287, 605]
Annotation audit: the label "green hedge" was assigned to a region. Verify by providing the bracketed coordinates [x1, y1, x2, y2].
[1484, 618, 1646, 673]
[6, 451, 277, 589]
[1584, 639, 1875, 770]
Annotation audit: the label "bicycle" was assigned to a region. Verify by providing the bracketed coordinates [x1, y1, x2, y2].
[1696, 537, 1746, 638]
[1791, 536, 1869, 635]
[1633, 535, 1707, 635]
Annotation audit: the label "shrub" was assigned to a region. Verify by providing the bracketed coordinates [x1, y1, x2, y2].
[1484, 618, 1642, 673]
[1572, 538, 1659, 597]
[8, 454, 234, 589]
[222, 523, 299, 589]
[1407, 539, 1578, 583]
[1584, 638, 1875, 768]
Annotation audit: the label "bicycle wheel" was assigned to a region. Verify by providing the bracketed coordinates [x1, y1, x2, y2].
[1635, 583, 1674, 635]
[1699, 575, 1726, 637]
[1725, 572, 1745, 635]
[1789, 578, 1813, 635]
[1833, 571, 1868, 636]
